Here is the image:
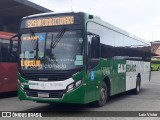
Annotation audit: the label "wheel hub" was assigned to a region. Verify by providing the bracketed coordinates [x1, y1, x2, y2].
[100, 88, 106, 101]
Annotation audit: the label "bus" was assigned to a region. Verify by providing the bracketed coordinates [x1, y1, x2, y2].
[17, 12, 151, 107]
[0, 31, 18, 93]
[151, 57, 160, 71]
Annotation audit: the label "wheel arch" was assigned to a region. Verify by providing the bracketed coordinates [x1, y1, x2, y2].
[103, 76, 111, 96]
[137, 73, 141, 79]
[137, 73, 141, 86]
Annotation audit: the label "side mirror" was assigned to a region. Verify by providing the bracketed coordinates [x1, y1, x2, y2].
[9, 34, 20, 62]
[91, 35, 100, 58]
[9, 34, 18, 52]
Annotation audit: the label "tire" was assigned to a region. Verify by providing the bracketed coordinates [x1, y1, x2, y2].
[133, 76, 141, 94]
[94, 81, 109, 107]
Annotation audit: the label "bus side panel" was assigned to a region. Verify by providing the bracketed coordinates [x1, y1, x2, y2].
[85, 59, 114, 103]
[126, 60, 139, 91]
[0, 63, 17, 93]
[141, 62, 150, 86]
[125, 60, 150, 91]
[112, 60, 126, 95]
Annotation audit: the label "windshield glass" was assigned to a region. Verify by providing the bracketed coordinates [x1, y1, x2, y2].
[20, 30, 84, 70]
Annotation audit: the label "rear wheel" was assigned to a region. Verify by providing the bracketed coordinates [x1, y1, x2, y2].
[95, 81, 109, 107]
[133, 76, 141, 94]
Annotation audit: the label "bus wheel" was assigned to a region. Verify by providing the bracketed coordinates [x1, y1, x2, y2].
[133, 76, 141, 94]
[95, 81, 108, 107]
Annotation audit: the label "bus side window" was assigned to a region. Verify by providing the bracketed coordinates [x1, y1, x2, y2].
[1, 40, 11, 62]
[0, 39, 1, 62]
[1, 39, 18, 63]
[87, 34, 100, 59]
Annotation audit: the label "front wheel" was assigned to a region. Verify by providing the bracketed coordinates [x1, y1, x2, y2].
[94, 81, 109, 107]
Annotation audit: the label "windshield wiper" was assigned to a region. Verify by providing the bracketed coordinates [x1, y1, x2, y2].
[29, 30, 39, 59]
[49, 27, 66, 59]
[35, 36, 39, 59]
[50, 27, 66, 49]
[29, 30, 36, 50]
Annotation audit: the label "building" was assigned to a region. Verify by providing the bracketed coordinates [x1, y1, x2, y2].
[0, 0, 52, 33]
[151, 41, 160, 56]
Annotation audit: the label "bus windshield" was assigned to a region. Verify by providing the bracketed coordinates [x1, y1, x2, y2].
[20, 30, 84, 70]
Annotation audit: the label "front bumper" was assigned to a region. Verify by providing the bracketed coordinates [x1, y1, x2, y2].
[18, 84, 86, 104]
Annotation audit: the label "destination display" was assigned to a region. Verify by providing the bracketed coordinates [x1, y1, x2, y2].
[22, 36, 39, 41]
[21, 60, 41, 67]
[25, 16, 74, 28]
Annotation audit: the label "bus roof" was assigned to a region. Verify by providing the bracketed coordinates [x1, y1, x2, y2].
[88, 16, 150, 45]
[0, 31, 16, 40]
[22, 11, 150, 45]
[22, 11, 78, 19]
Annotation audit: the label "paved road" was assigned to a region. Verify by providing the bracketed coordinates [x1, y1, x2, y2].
[0, 71, 160, 118]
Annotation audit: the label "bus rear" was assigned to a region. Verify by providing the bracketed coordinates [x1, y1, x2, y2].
[0, 32, 18, 93]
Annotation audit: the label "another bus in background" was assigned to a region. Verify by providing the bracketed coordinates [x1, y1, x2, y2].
[151, 57, 160, 71]
[151, 41, 160, 71]
[0, 31, 18, 93]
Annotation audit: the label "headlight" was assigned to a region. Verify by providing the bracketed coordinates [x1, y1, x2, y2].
[20, 82, 24, 88]
[67, 83, 74, 92]
[66, 80, 82, 93]
[18, 79, 24, 90]
[75, 80, 82, 87]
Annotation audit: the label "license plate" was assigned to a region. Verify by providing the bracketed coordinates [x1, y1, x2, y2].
[38, 92, 49, 98]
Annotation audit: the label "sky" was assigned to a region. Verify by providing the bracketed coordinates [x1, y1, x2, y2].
[29, 0, 160, 42]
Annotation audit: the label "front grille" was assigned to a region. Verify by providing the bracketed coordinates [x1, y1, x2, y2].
[25, 89, 65, 98]
[19, 70, 75, 81]
[22, 72, 70, 81]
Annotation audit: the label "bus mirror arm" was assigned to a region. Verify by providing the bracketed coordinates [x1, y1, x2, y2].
[9, 34, 21, 61]
[9, 34, 19, 40]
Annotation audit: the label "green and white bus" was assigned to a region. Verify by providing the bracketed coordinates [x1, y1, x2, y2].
[18, 12, 151, 107]
[151, 57, 160, 71]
